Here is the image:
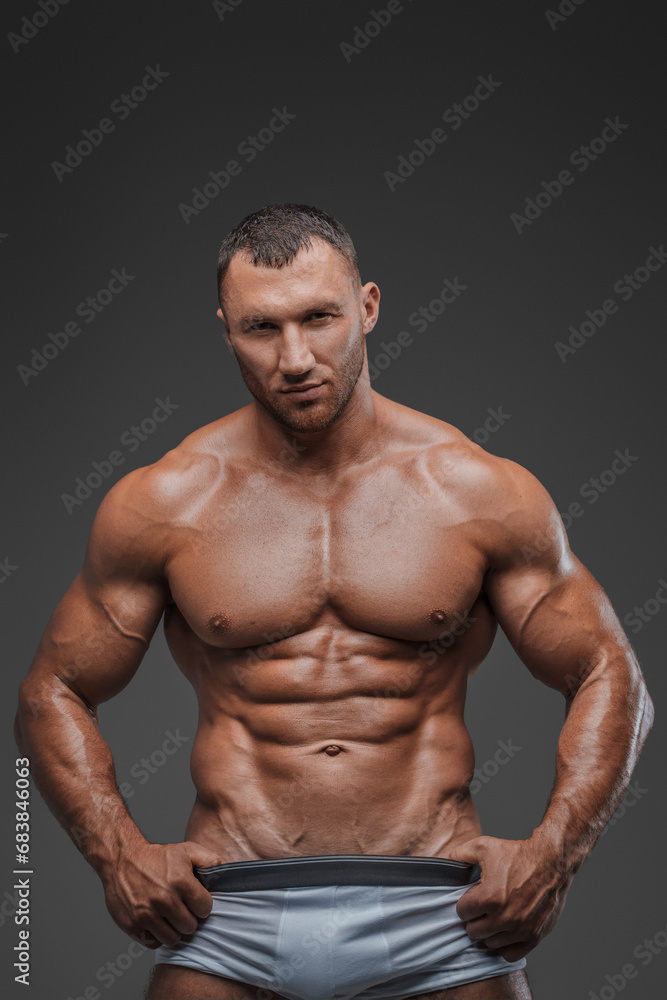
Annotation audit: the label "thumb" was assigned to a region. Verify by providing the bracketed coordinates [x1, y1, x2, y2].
[183, 841, 225, 868]
[448, 837, 485, 867]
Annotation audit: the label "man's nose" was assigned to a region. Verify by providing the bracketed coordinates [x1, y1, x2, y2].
[278, 326, 316, 374]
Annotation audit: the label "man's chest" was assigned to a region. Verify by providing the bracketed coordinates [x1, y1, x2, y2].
[163, 465, 490, 648]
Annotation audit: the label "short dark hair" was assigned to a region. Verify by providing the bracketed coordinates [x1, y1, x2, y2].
[216, 203, 361, 305]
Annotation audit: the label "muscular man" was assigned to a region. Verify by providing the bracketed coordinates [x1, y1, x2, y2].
[15, 204, 653, 1000]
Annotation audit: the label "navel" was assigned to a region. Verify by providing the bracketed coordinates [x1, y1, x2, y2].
[323, 745, 342, 756]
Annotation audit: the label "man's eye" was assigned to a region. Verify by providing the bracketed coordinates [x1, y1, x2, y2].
[308, 313, 331, 321]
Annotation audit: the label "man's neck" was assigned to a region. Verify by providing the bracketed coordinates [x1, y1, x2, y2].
[249, 383, 384, 476]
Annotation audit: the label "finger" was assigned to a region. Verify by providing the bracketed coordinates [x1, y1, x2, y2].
[184, 841, 224, 868]
[481, 931, 525, 950]
[461, 917, 497, 941]
[455, 886, 487, 923]
[143, 913, 189, 949]
[130, 930, 162, 950]
[498, 942, 532, 963]
[158, 896, 203, 937]
[181, 878, 216, 920]
[448, 837, 485, 866]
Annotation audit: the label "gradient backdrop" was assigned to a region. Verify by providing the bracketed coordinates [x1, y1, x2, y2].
[2, 1, 665, 998]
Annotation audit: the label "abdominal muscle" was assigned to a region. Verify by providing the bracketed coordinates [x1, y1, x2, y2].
[173, 622, 484, 863]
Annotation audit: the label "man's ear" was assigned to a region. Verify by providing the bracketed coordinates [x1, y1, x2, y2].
[217, 307, 232, 348]
[361, 282, 380, 335]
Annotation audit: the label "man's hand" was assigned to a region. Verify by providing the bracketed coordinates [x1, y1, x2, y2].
[449, 835, 573, 962]
[100, 840, 223, 948]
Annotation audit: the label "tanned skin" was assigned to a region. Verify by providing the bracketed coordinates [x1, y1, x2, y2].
[15, 239, 653, 1000]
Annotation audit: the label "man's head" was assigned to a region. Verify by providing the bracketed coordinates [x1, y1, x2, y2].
[216, 204, 379, 434]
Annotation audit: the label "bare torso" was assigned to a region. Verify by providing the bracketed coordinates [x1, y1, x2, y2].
[158, 392, 501, 863]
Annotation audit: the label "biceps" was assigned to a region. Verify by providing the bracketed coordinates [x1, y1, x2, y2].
[26, 571, 167, 706]
[485, 554, 633, 694]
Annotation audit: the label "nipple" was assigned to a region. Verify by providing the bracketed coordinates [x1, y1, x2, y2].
[429, 609, 447, 624]
[323, 745, 342, 756]
[208, 613, 231, 634]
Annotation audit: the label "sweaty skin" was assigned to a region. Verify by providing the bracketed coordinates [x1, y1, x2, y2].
[15, 240, 653, 1000]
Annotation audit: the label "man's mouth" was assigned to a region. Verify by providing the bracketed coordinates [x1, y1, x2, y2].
[280, 382, 325, 401]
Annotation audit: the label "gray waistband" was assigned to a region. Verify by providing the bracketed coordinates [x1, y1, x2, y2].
[194, 854, 481, 892]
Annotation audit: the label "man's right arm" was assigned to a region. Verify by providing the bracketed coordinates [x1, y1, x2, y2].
[14, 465, 220, 947]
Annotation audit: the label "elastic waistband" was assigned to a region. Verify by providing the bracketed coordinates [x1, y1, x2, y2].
[194, 854, 481, 892]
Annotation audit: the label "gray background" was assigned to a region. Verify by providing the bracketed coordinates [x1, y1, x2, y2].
[2, 1, 665, 997]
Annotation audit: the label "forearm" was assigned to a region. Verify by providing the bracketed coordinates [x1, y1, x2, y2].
[532, 652, 654, 874]
[15, 676, 148, 876]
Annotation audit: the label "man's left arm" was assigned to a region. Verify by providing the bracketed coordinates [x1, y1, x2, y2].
[450, 458, 654, 961]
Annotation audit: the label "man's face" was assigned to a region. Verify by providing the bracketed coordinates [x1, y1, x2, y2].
[217, 239, 379, 434]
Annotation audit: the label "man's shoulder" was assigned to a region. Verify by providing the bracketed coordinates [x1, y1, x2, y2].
[93, 409, 246, 534]
[386, 398, 552, 517]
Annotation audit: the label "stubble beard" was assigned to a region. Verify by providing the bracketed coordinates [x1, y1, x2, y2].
[234, 335, 366, 433]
